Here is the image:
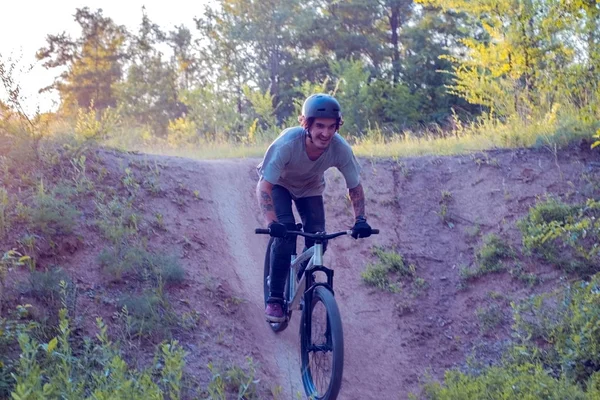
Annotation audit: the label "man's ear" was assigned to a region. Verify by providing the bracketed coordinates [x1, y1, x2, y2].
[298, 115, 307, 128]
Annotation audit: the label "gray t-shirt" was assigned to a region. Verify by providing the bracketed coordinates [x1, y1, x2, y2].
[257, 126, 361, 198]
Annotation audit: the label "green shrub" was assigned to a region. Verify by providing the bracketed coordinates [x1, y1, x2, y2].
[0, 187, 9, 238]
[10, 309, 186, 399]
[98, 245, 184, 285]
[362, 247, 417, 292]
[518, 197, 600, 272]
[461, 234, 516, 282]
[94, 196, 138, 245]
[30, 184, 79, 236]
[28, 268, 72, 303]
[361, 264, 397, 292]
[207, 358, 260, 400]
[550, 276, 600, 383]
[476, 234, 515, 273]
[476, 303, 505, 334]
[423, 363, 591, 399]
[118, 292, 168, 338]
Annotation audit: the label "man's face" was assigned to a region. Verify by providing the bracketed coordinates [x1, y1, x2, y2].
[309, 117, 337, 150]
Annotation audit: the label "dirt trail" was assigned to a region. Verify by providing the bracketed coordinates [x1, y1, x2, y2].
[85, 145, 599, 399]
[205, 160, 304, 397]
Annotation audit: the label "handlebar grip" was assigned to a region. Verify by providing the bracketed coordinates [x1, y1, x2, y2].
[255, 228, 270, 234]
[371, 229, 380, 234]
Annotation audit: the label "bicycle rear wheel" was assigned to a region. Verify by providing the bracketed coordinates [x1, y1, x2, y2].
[263, 237, 289, 332]
[300, 285, 344, 400]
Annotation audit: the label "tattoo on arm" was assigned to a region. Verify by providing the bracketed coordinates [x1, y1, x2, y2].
[260, 190, 274, 213]
[349, 184, 365, 218]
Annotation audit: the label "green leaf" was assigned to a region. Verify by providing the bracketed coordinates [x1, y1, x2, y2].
[47, 337, 58, 353]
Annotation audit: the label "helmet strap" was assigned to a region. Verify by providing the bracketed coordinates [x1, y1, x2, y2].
[305, 128, 314, 143]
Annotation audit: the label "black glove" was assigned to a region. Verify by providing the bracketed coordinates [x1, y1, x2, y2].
[268, 221, 287, 238]
[351, 216, 372, 239]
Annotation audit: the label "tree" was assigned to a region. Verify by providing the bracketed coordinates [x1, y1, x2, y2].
[378, 0, 414, 85]
[416, 0, 573, 117]
[36, 7, 127, 112]
[400, 7, 478, 123]
[116, 8, 184, 136]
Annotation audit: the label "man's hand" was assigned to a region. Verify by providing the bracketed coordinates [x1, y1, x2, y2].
[268, 221, 287, 238]
[351, 216, 372, 239]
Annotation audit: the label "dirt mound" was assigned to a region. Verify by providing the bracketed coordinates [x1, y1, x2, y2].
[110, 144, 598, 399]
[5, 143, 598, 399]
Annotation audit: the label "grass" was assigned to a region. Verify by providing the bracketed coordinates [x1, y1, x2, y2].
[0, 187, 9, 238]
[460, 234, 516, 282]
[98, 245, 185, 284]
[476, 303, 505, 334]
[362, 247, 421, 293]
[101, 107, 599, 160]
[518, 197, 600, 273]
[30, 184, 80, 236]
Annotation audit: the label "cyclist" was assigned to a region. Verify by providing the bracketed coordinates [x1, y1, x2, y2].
[256, 93, 372, 322]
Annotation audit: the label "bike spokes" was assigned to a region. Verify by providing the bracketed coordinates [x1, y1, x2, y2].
[301, 286, 343, 400]
[308, 301, 334, 395]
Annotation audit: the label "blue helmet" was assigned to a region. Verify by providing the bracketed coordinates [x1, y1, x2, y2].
[302, 94, 342, 119]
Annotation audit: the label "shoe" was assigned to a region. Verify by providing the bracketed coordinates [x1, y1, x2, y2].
[265, 301, 285, 323]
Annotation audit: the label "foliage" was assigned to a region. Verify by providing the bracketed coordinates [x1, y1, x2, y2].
[518, 197, 600, 273]
[460, 234, 515, 281]
[98, 245, 184, 285]
[0, 187, 8, 238]
[207, 358, 260, 400]
[30, 182, 80, 236]
[361, 247, 417, 292]
[592, 129, 600, 149]
[36, 7, 127, 111]
[423, 362, 592, 399]
[10, 309, 186, 399]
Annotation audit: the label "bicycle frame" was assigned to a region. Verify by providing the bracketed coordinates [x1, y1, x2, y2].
[287, 241, 334, 313]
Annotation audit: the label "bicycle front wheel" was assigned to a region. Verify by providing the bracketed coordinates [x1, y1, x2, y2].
[300, 285, 344, 400]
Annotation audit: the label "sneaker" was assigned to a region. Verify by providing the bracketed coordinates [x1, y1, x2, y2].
[265, 301, 285, 323]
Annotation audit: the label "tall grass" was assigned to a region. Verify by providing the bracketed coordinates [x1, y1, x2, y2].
[93, 104, 599, 160]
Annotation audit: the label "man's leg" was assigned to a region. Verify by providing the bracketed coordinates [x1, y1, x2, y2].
[267, 185, 296, 321]
[296, 196, 326, 278]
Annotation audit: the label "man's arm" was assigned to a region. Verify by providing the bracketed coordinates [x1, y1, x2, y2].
[256, 179, 277, 226]
[348, 183, 366, 218]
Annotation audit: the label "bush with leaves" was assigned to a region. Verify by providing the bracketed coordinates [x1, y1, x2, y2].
[518, 197, 600, 272]
[10, 308, 186, 400]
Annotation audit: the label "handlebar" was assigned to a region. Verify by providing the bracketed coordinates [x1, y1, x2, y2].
[255, 228, 379, 240]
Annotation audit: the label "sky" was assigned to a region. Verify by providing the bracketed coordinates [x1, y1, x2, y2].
[0, 0, 212, 113]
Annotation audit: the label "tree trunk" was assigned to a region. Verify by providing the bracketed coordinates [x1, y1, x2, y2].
[390, 5, 400, 85]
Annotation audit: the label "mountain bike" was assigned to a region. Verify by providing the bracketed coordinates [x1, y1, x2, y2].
[255, 225, 379, 400]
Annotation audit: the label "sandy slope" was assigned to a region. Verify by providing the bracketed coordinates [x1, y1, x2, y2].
[17, 144, 597, 399]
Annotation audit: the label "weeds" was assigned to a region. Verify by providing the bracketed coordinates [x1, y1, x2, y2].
[362, 247, 421, 293]
[98, 245, 184, 284]
[476, 234, 516, 272]
[207, 357, 260, 400]
[518, 197, 600, 273]
[94, 195, 138, 245]
[476, 303, 505, 334]
[0, 187, 8, 238]
[460, 234, 516, 282]
[10, 308, 186, 399]
[117, 291, 177, 339]
[30, 181, 79, 236]
[438, 190, 455, 228]
[70, 155, 93, 193]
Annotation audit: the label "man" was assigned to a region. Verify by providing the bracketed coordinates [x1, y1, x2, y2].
[256, 93, 372, 322]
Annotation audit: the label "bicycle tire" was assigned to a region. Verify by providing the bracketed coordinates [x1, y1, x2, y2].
[263, 237, 290, 332]
[300, 285, 344, 400]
